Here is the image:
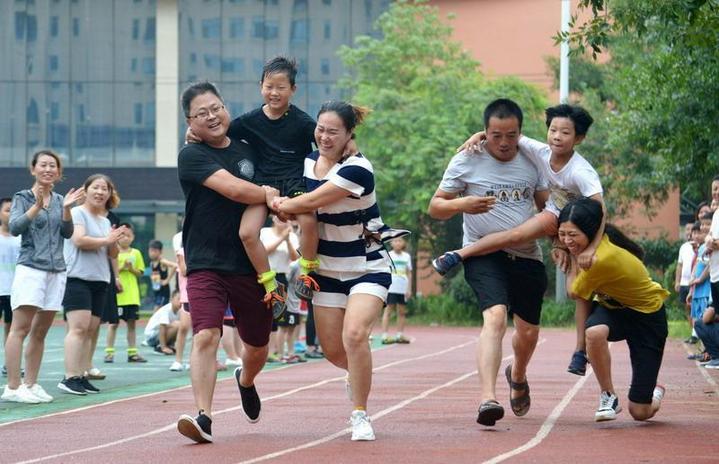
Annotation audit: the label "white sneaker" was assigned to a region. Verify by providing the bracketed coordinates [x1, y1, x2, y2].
[350, 410, 375, 441]
[225, 358, 243, 367]
[1, 384, 41, 404]
[595, 391, 622, 422]
[169, 361, 184, 371]
[27, 383, 54, 403]
[652, 384, 666, 404]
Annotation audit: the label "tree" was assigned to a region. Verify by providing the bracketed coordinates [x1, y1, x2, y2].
[555, 0, 719, 205]
[337, 0, 548, 291]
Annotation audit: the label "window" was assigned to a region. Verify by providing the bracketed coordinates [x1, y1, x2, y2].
[202, 18, 221, 39]
[321, 58, 330, 76]
[144, 18, 156, 41]
[27, 15, 37, 42]
[27, 99, 40, 125]
[50, 16, 59, 37]
[76, 104, 85, 123]
[49, 55, 59, 71]
[229, 17, 244, 38]
[324, 21, 331, 40]
[134, 103, 143, 124]
[132, 19, 140, 39]
[131, 58, 138, 72]
[50, 102, 60, 121]
[142, 57, 155, 75]
[72, 17, 79, 37]
[290, 19, 309, 43]
[264, 20, 278, 39]
[14, 12, 25, 40]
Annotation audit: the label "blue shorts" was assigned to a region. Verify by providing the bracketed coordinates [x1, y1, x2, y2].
[691, 297, 710, 321]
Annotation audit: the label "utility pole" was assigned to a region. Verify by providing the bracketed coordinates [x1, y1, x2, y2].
[556, 0, 571, 302]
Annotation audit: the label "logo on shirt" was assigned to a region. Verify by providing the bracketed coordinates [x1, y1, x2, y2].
[237, 159, 255, 180]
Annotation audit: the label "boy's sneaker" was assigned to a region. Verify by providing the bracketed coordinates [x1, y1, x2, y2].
[294, 274, 320, 302]
[282, 354, 306, 364]
[704, 359, 719, 369]
[381, 336, 395, 345]
[235, 367, 261, 423]
[225, 358, 243, 367]
[1, 384, 41, 403]
[104, 353, 114, 363]
[379, 227, 411, 244]
[177, 410, 212, 443]
[81, 377, 100, 394]
[27, 383, 54, 402]
[595, 391, 622, 422]
[431, 251, 462, 276]
[58, 376, 87, 396]
[395, 335, 411, 344]
[350, 410, 375, 441]
[128, 354, 147, 363]
[567, 350, 589, 376]
[169, 361, 184, 371]
[263, 283, 287, 320]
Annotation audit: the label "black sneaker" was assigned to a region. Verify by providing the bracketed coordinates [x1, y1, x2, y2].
[81, 377, 100, 394]
[177, 410, 212, 443]
[432, 251, 462, 276]
[57, 376, 87, 395]
[1, 365, 6, 376]
[234, 367, 261, 423]
[567, 350, 589, 376]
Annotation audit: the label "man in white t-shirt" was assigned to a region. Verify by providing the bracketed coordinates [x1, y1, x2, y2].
[428, 98, 548, 427]
[145, 290, 182, 353]
[675, 223, 698, 343]
[381, 238, 413, 344]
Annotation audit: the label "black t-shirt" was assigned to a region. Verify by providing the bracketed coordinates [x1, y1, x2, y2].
[227, 104, 315, 182]
[178, 140, 258, 275]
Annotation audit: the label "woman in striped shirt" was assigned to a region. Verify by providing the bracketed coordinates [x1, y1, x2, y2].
[274, 101, 391, 442]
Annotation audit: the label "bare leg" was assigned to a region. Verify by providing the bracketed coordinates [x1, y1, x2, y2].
[628, 399, 661, 421]
[509, 315, 539, 400]
[5, 307, 37, 388]
[381, 304, 394, 335]
[106, 323, 118, 352]
[237, 337, 269, 387]
[313, 306, 348, 370]
[477, 305, 507, 403]
[239, 204, 271, 275]
[126, 319, 137, 349]
[397, 304, 407, 333]
[175, 308, 191, 364]
[585, 325, 614, 393]
[221, 327, 239, 360]
[574, 299, 591, 352]
[88, 319, 100, 370]
[190, 328, 221, 417]
[343, 294, 383, 409]
[81, 316, 101, 373]
[455, 216, 547, 260]
[64, 310, 92, 378]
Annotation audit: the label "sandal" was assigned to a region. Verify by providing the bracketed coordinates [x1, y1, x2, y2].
[477, 400, 505, 426]
[505, 364, 530, 417]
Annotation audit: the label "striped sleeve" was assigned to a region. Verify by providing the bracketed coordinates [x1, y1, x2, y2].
[329, 156, 374, 197]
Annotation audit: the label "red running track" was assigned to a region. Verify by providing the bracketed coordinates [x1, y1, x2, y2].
[2, 327, 717, 464]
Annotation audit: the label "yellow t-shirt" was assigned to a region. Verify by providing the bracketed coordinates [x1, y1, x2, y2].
[571, 235, 669, 314]
[116, 248, 145, 307]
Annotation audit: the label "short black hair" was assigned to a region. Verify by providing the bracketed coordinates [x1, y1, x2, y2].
[149, 239, 163, 250]
[692, 221, 702, 231]
[701, 212, 714, 221]
[262, 56, 298, 86]
[545, 104, 594, 136]
[181, 81, 223, 118]
[713, 174, 719, 182]
[483, 98, 523, 131]
[0, 197, 11, 208]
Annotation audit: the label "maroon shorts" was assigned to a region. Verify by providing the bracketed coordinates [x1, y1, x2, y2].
[186, 270, 272, 347]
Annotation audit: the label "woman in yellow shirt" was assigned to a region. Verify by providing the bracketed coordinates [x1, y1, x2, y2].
[559, 197, 669, 423]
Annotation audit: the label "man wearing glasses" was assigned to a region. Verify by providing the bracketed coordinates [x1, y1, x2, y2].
[175, 81, 279, 443]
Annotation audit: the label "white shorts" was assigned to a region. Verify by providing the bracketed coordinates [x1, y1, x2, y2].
[312, 271, 391, 309]
[10, 265, 67, 311]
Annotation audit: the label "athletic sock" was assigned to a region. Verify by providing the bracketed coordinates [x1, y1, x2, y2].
[105, 347, 115, 354]
[257, 270, 278, 293]
[127, 347, 138, 356]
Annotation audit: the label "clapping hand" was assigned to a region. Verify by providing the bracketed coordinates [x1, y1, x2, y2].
[63, 187, 86, 208]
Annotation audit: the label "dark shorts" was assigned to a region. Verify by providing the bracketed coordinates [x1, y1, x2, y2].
[118, 305, 140, 321]
[0, 295, 11, 324]
[187, 270, 272, 347]
[711, 281, 719, 311]
[386, 293, 406, 306]
[63, 278, 109, 318]
[678, 285, 690, 308]
[586, 302, 668, 404]
[101, 272, 119, 324]
[463, 252, 547, 325]
[277, 311, 301, 327]
[258, 177, 306, 197]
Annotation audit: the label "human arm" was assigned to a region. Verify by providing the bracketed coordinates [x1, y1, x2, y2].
[674, 250, 684, 292]
[262, 227, 290, 254]
[160, 259, 177, 286]
[427, 189, 495, 220]
[111, 258, 123, 292]
[287, 232, 300, 261]
[689, 264, 710, 286]
[275, 181, 351, 215]
[176, 251, 187, 277]
[702, 306, 716, 325]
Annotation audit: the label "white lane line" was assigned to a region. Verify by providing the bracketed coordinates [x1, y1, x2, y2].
[684, 345, 719, 397]
[232, 344, 542, 464]
[13, 337, 478, 463]
[237, 370, 479, 464]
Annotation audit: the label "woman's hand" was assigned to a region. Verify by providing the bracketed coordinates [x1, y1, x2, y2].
[577, 249, 596, 270]
[551, 247, 570, 273]
[33, 185, 47, 210]
[457, 131, 486, 153]
[105, 225, 128, 246]
[63, 187, 85, 209]
[185, 126, 202, 144]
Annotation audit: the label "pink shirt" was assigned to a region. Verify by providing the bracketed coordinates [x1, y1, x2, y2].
[176, 248, 188, 304]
